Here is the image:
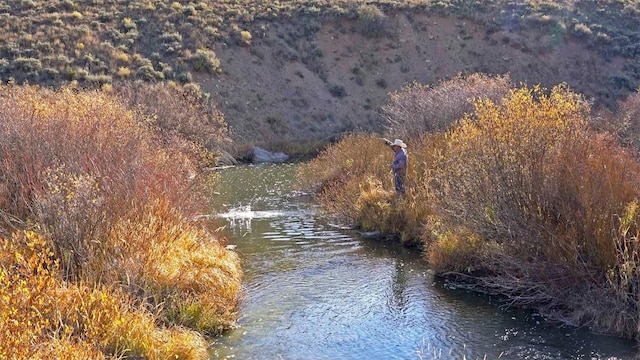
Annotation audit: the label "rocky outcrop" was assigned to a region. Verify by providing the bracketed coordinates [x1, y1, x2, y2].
[249, 146, 289, 164]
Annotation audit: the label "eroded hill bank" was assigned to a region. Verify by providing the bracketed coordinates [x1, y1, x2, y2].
[200, 7, 636, 151]
[1, 1, 639, 155]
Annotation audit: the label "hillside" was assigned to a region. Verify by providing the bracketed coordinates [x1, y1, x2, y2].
[1, 0, 639, 149]
[204, 10, 631, 145]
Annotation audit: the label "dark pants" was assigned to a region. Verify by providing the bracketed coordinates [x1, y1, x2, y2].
[394, 172, 405, 194]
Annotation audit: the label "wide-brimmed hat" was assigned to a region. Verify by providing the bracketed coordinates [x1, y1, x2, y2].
[390, 139, 407, 148]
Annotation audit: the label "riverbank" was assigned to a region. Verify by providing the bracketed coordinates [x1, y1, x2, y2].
[0, 85, 241, 359]
[211, 163, 636, 359]
[298, 74, 640, 340]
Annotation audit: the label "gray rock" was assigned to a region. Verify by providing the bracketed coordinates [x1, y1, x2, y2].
[250, 146, 289, 164]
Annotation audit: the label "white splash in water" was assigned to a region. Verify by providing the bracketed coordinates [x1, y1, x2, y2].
[215, 205, 300, 231]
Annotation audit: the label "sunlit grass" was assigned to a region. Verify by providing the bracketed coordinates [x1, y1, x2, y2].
[0, 230, 211, 359]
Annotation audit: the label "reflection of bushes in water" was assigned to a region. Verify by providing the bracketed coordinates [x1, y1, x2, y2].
[0, 85, 241, 358]
[300, 80, 640, 339]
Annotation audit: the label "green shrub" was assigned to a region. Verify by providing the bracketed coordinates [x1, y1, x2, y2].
[84, 74, 112, 87]
[13, 57, 42, 72]
[136, 64, 164, 81]
[0, 58, 9, 75]
[188, 48, 221, 73]
[356, 4, 391, 38]
[328, 82, 347, 98]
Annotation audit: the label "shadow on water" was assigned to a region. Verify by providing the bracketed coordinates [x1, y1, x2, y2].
[209, 164, 638, 360]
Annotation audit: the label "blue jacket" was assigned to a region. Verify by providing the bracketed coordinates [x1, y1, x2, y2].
[391, 149, 407, 175]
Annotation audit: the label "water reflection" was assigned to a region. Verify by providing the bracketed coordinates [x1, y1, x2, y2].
[210, 164, 637, 359]
[389, 258, 409, 314]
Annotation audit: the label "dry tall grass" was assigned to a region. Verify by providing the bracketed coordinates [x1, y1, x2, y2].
[382, 73, 512, 138]
[0, 85, 241, 357]
[0, 231, 211, 360]
[115, 81, 229, 151]
[301, 78, 640, 339]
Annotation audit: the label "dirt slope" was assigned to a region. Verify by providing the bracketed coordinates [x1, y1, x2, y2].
[197, 9, 628, 148]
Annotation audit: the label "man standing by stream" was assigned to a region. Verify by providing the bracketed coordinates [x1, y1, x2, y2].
[383, 138, 408, 195]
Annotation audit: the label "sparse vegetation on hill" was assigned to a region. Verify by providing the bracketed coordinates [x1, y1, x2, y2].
[0, 0, 638, 87]
[299, 74, 640, 339]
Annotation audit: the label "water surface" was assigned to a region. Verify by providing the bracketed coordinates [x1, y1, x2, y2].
[210, 164, 637, 359]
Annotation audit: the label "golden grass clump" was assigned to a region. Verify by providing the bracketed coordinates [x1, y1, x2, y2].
[51, 282, 210, 360]
[107, 199, 242, 334]
[427, 231, 489, 274]
[0, 231, 61, 359]
[298, 134, 393, 226]
[354, 177, 395, 231]
[0, 231, 210, 360]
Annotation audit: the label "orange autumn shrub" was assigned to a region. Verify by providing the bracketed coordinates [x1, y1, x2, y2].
[0, 85, 242, 356]
[427, 85, 640, 336]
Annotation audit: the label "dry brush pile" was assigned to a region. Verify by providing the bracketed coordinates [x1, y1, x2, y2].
[0, 85, 241, 359]
[299, 74, 640, 339]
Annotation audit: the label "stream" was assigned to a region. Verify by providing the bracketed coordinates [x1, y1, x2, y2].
[209, 164, 637, 359]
